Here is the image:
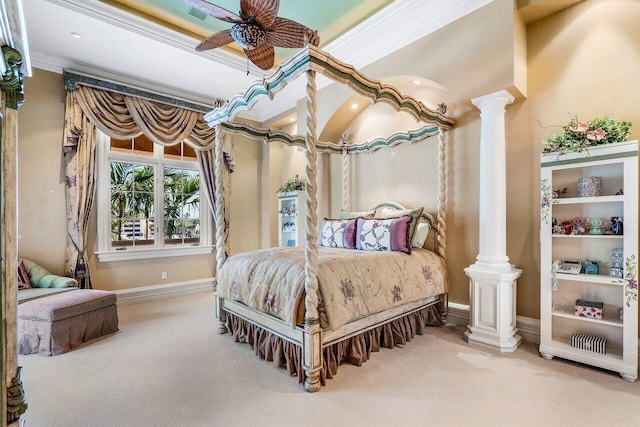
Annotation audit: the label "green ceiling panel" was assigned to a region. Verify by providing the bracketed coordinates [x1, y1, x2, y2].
[104, 0, 394, 49]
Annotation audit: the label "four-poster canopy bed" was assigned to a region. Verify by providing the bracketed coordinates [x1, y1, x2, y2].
[205, 45, 455, 392]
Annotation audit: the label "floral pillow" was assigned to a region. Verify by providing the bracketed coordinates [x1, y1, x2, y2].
[318, 218, 357, 249]
[356, 216, 413, 254]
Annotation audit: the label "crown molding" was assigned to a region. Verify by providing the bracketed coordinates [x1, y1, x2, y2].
[43, 0, 266, 77]
[324, 0, 494, 71]
[32, 51, 241, 113]
[34, 0, 495, 123]
[258, 0, 496, 121]
[0, 0, 31, 76]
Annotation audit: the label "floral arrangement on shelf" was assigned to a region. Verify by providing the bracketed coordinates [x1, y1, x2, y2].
[276, 175, 305, 194]
[542, 115, 632, 154]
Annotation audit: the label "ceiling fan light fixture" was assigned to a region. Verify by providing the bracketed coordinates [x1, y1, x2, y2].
[184, 0, 314, 70]
[230, 23, 266, 49]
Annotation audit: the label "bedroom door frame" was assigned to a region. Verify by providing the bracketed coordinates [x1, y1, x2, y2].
[0, 41, 27, 426]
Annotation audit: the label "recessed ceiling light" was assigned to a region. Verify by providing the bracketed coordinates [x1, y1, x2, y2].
[289, 117, 295, 122]
[70, 32, 83, 39]
[413, 79, 421, 85]
[351, 103, 359, 110]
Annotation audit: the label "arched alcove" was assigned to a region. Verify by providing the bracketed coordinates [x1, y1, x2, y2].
[319, 75, 460, 143]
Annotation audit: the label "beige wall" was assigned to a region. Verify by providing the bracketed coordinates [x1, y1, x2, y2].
[18, 69, 68, 275]
[226, 132, 262, 255]
[325, 0, 640, 319]
[17, 69, 261, 290]
[322, 0, 521, 306]
[508, 0, 640, 318]
[17, 0, 640, 321]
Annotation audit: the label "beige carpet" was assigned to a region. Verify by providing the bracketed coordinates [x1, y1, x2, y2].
[18, 292, 640, 427]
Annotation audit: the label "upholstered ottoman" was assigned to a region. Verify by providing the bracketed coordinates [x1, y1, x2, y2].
[18, 289, 119, 356]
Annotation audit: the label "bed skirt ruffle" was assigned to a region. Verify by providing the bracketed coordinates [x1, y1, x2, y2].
[225, 303, 443, 386]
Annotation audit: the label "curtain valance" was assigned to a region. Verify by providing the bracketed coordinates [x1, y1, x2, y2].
[62, 82, 231, 289]
[64, 85, 217, 151]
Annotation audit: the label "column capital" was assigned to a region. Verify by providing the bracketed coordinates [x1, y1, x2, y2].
[0, 45, 25, 110]
[471, 89, 515, 110]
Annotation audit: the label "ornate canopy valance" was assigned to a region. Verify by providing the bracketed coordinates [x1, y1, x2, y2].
[206, 45, 455, 152]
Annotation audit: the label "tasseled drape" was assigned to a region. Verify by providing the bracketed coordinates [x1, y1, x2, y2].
[62, 85, 231, 287]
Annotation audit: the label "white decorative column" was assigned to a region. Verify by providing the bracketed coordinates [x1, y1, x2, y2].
[464, 89, 522, 352]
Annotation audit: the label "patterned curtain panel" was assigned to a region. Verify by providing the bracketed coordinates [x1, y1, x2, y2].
[62, 85, 231, 288]
[197, 144, 231, 255]
[63, 91, 98, 289]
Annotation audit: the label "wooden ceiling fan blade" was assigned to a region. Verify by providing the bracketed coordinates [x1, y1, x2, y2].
[240, 0, 279, 29]
[182, 0, 241, 23]
[265, 17, 310, 48]
[196, 29, 234, 51]
[245, 44, 275, 70]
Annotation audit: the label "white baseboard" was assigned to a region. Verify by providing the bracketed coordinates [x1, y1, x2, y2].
[448, 303, 640, 354]
[114, 278, 214, 305]
[447, 302, 541, 345]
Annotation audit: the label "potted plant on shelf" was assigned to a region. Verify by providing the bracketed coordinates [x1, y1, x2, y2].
[542, 115, 632, 154]
[277, 175, 306, 195]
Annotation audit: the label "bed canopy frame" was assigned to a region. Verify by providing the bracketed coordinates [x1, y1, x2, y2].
[205, 44, 455, 391]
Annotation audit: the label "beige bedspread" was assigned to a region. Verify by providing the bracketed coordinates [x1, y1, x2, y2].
[217, 247, 448, 330]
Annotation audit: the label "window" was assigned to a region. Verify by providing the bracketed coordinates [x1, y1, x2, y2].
[96, 132, 213, 262]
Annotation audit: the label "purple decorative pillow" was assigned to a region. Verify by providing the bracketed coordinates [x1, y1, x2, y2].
[17, 258, 31, 290]
[318, 218, 357, 249]
[356, 216, 412, 254]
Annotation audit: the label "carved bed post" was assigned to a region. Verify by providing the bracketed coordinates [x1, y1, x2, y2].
[213, 125, 228, 334]
[302, 68, 322, 392]
[437, 127, 448, 324]
[341, 133, 350, 211]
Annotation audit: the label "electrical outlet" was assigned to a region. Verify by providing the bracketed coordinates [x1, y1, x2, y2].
[161, 272, 167, 280]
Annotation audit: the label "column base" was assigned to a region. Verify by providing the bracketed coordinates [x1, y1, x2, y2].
[464, 262, 523, 353]
[464, 326, 522, 353]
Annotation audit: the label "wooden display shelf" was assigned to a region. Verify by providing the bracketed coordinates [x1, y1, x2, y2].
[553, 195, 624, 204]
[556, 273, 624, 285]
[551, 309, 623, 328]
[552, 234, 623, 239]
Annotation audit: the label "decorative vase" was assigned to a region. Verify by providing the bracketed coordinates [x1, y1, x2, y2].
[588, 218, 604, 235]
[577, 176, 602, 197]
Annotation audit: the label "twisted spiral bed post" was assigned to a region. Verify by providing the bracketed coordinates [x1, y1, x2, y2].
[303, 69, 322, 392]
[341, 133, 350, 211]
[214, 125, 228, 333]
[437, 127, 448, 323]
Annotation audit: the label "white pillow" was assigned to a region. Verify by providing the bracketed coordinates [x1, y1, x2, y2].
[411, 222, 430, 248]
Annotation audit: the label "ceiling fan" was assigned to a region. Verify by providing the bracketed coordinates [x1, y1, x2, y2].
[183, 0, 318, 71]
